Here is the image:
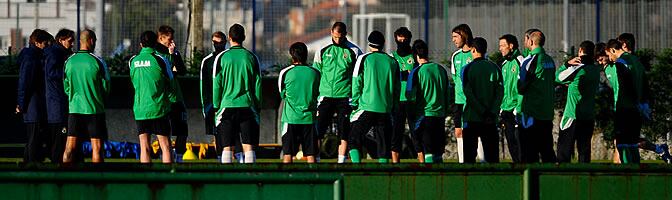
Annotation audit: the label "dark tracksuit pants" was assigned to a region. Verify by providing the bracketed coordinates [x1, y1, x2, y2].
[557, 120, 594, 163]
[519, 120, 557, 163]
[349, 111, 392, 159]
[500, 111, 521, 163]
[463, 121, 499, 163]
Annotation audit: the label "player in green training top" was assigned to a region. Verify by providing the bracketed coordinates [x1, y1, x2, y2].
[155, 25, 189, 162]
[450, 24, 484, 163]
[461, 37, 503, 163]
[348, 31, 400, 163]
[62, 29, 110, 163]
[213, 24, 262, 164]
[406, 39, 451, 163]
[313, 22, 363, 163]
[497, 34, 523, 163]
[555, 41, 600, 163]
[517, 29, 557, 163]
[390, 27, 416, 163]
[129, 31, 174, 163]
[278, 42, 320, 163]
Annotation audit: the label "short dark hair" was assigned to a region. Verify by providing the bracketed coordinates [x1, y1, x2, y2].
[29, 29, 53, 45]
[579, 40, 595, 61]
[140, 31, 158, 48]
[606, 39, 622, 50]
[617, 33, 636, 51]
[498, 34, 519, 50]
[451, 24, 473, 44]
[394, 27, 412, 39]
[525, 29, 545, 46]
[289, 42, 308, 64]
[158, 25, 175, 36]
[412, 39, 429, 59]
[595, 42, 607, 57]
[332, 22, 347, 34]
[212, 31, 226, 40]
[55, 28, 75, 42]
[470, 37, 487, 54]
[228, 24, 246, 43]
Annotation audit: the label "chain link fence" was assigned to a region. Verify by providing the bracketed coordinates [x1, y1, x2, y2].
[1, 0, 671, 71]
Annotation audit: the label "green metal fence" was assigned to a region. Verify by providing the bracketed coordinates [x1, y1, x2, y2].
[0, 163, 670, 200]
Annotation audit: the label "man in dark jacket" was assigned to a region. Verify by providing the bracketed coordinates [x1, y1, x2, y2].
[44, 29, 75, 163]
[17, 29, 53, 163]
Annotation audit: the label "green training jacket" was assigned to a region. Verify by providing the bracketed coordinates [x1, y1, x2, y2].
[392, 51, 416, 102]
[312, 40, 362, 99]
[556, 62, 600, 129]
[407, 62, 451, 117]
[278, 64, 320, 124]
[351, 51, 400, 116]
[518, 47, 556, 121]
[129, 47, 174, 120]
[64, 50, 110, 114]
[500, 49, 523, 111]
[450, 49, 473, 104]
[461, 57, 503, 123]
[212, 45, 262, 113]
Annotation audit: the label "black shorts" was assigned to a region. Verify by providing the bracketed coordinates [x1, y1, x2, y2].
[281, 123, 317, 156]
[67, 114, 108, 139]
[136, 117, 171, 136]
[411, 116, 446, 155]
[216, 107, 260, 147]
[169, 102, 189, 136]
[452, 104, 463, 128]
[316, 97, 352, 140]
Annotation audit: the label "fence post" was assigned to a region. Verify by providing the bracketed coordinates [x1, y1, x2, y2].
[424, 0, 429, 43]
[595, 0, 601, 42]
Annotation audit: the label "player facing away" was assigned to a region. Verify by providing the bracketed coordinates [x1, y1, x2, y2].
[348, 31, 401, 163]
[313, 22, 363, 163]
[129, 31, 174, 163]
[213, 24, 262, 164]
[555, 41, 600, 163]
[390, 27, 417, 163]
[406, 39, 451, 163]
[155, 25, 189, 163]
[17, 29, 51, 163]
[461, 37, 503, 163]
[62, 29, 110, 163]
[278, 42, 321, 163]
[498, 34, 523, 163]
[517, 29, 557, 163]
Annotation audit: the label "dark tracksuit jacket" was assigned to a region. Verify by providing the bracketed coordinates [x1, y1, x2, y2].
[17, 45, 47, 123]
[44, 44, 73, 124]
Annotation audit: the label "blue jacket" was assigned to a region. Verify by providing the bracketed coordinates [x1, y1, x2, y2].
[17, 45, 47, 123]
[44, 44, 72, 124]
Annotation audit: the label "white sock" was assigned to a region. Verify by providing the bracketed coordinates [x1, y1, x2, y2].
[477, 137, 485, 163]
[457, 138, 464, 163]
[244, 151, 256, 163]
[221, 150, 233, 164]
[338, 155, 346, 163]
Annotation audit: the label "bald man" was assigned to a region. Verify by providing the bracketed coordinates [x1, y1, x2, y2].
[62, 29, 111, 163]
[517, 29, 557, 163]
